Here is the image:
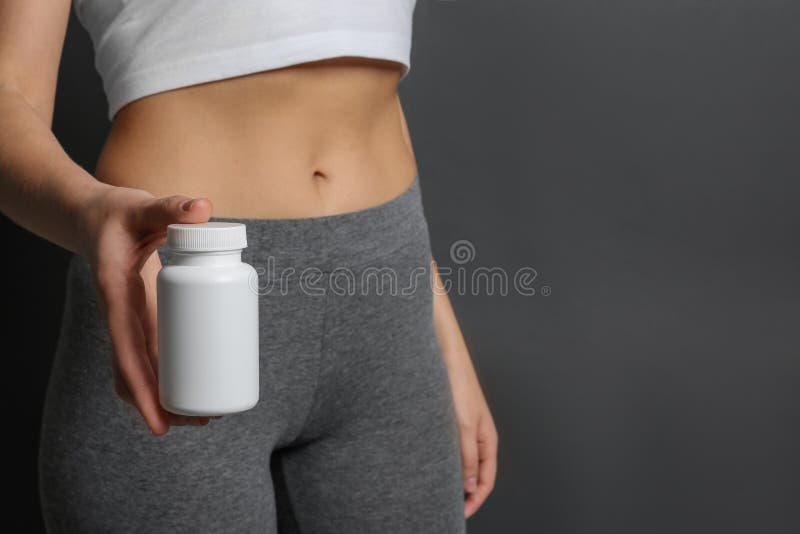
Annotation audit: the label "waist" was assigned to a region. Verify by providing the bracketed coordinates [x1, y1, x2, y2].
[157, 177, 429, 274]
[95, 58, 418, 218]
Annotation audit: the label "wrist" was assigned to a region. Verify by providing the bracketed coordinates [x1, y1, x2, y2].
[73, 178, 116, 260]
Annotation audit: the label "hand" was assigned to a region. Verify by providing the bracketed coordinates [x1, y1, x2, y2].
[446, 350, 498, 518]
[84, 185, 214, 435]
[431, 259, 498, 517]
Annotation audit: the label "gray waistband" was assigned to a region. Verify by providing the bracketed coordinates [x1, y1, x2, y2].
[159, 177, 428, 271]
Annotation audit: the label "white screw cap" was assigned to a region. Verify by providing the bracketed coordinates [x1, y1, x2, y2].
[166, 222, 248, 252]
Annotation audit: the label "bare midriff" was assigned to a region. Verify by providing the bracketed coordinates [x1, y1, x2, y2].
[95, 57, 419, 218]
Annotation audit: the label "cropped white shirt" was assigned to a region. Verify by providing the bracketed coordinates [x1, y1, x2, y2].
[73, 0, 417, 120]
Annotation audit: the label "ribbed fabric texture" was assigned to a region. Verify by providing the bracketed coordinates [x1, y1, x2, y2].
[72, 0, 417, 120]
[167, 222, 248, 252]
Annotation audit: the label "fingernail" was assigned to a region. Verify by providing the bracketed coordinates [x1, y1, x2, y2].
[465, 477, 477, 492]
[181, 199, 196, 211]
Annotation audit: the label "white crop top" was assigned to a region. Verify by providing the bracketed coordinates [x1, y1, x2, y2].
[73, 0, 417, 120]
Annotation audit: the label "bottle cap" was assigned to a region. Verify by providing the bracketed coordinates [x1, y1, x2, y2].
[166, 222, 248, 252]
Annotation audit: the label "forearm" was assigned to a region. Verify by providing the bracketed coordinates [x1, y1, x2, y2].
[432, 255, 497, 517]
[432, 258, 476, 372]
[0, 86, 112, 256]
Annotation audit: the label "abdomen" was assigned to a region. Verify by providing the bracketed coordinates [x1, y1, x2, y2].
[95, 58, 419, 218]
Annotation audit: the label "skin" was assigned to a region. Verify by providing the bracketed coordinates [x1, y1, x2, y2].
[0, 0, 497, 518]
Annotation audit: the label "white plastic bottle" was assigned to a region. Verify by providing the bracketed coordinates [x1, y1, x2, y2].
[157, 222, 259, 415]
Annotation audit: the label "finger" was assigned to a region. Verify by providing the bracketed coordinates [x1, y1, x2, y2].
[138, 251, 212, 426]
[167, 414, 211, 426]
[138, 254, 214, 427]
[459, 422, 479, 498]
[139, 251, 162, 376]
[112, 364, 134, 405]
[464, 487, 485, 518]
[101, 271, 170, 436]
[478, 423, 498, 493]
[140, 247, 209, 426]
[135, 195, 213, 233]
[465, 418, 498, 518]
[103, 275, 140, 408]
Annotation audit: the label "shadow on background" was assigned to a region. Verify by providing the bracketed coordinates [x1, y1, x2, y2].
[8, 2, 800, 532]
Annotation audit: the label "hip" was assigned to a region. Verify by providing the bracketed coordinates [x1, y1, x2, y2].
[50, 176, 437, 384]
[42, 177, 446, 441]
[39, 181, 462, 531]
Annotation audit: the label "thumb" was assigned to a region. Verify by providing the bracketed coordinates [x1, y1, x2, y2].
[136, 195, 213, 232]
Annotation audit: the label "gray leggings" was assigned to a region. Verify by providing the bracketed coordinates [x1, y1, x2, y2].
[39, 178, 466, 533]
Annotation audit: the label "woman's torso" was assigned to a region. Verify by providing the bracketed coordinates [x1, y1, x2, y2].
[95, 57, 418, 218]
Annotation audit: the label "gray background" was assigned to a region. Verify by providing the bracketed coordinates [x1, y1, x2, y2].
[8, 1, 799, 532]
